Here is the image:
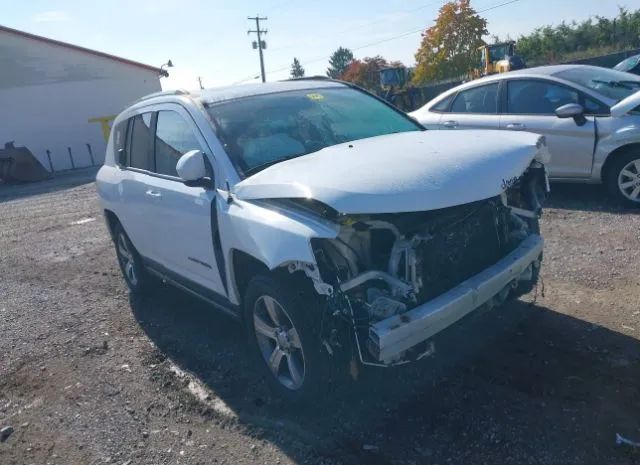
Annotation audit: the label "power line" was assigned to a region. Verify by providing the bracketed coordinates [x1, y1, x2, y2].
[236, 0, 523, 83]
[477, 0, 522, 13]
[268, 0, 447, 54]
[345, 0, 524, 53]
[247, 15, 268, 83]
[337, 0, 446, 36]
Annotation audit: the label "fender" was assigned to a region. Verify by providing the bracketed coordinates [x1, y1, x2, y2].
[593, 121, 640, 181]
[217, 194, 339, 304]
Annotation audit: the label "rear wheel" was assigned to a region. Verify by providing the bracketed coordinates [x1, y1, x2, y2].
[113, 223, 149, 294]
[243, 274, 332, 402]
[606, 152, 640, 208]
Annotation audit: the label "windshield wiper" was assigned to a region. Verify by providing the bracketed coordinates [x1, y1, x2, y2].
[243, 153, 306, 177]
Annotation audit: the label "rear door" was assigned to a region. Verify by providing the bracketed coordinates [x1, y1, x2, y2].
[143, 105, 226, 297]
[117, 112, 156, 258]
[440, 82, 501, 130]
[500, 78, 596, 178]
[411, 93, 454, 129]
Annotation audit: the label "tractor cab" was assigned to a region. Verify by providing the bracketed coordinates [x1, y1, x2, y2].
[478, 41, 525, 77]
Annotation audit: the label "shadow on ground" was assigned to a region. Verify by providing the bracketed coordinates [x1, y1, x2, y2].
[547, 183, 639, 214]
[0, 167, 98, 202]
[130, 282, 640, 465]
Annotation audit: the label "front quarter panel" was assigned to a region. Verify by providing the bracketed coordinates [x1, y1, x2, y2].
[218, 195, 339, 304]
[593, 115, 640, 180]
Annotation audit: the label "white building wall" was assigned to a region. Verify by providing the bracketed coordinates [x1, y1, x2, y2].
[0, 29, 161, 171]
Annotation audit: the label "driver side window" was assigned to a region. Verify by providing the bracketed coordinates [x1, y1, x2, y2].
[507, 80, 579, 115]
[154, 111, 205, 177]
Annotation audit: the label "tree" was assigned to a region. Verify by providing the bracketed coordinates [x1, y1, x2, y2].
[515, 7, 640, 66]
[326, 47, 354, 79]
[290, 57, 305, 78]
[412, 0, 487, 84]
[340, 56, 389, 91]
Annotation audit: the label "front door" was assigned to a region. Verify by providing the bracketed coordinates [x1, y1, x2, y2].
[144, 106, 226, 297]
[500, 79, 596, 178]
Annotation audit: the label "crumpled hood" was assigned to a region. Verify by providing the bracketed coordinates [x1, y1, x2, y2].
[234, 130, 547, 214]
[611, 90, 640, 117]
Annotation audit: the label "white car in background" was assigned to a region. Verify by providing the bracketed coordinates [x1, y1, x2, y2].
[410, 65, 640, 206]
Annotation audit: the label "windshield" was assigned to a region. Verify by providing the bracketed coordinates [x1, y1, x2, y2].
[614, 55, 640, 73]
[206, 86, 422, 176]
[556, 67, 640, 102]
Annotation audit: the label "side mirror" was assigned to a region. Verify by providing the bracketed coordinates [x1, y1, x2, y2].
[176, 150, 213, 188]
[555, 103, 587, 126]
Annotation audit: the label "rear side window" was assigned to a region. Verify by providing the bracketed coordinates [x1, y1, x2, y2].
[128, 113, 154, 170]
[154, 111, 204, 177]
[431, 93, 454, 112]
[450, 83, 499, 114]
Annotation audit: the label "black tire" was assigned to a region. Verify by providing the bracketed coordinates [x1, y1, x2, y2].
[243, 273, 332, 403]
[605, 151, 640, 208]
[113, 223, 149, 294]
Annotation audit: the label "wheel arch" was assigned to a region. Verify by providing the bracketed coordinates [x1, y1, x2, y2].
[228, 249, 323, 311]
[230, 249, 270, 307]
[103, 209, 120, 241]
[600, 143, 640, 183]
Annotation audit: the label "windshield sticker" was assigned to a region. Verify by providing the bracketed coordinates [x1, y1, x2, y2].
[306, 93, 325, 101]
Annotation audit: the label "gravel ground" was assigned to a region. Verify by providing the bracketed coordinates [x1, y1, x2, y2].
[1, 171, 639, 465]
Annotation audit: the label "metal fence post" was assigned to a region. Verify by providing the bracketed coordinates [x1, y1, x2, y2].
[86, 143, 95, 166]
[67, 147, 75, 169]
[45, 149, 54, 173]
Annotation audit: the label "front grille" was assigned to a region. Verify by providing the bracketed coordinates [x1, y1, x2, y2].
[418, 198, 510, 301]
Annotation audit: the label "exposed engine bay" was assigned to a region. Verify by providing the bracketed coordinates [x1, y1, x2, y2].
[306, 161, 548, 366]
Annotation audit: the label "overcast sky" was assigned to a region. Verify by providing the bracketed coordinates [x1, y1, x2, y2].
[2, 0, 631, 90]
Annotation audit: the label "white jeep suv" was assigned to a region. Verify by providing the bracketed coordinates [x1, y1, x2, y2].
[97, 79, 549, 400]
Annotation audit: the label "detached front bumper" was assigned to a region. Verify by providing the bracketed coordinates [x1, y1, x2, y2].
[368, 234, 544, 363]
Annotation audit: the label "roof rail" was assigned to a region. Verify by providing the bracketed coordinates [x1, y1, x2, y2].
[135, 89, 191, 103]
[283, 75, 333, 82]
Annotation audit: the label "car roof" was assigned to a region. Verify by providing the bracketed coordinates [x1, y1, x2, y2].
[455, 64, 603, 87]
[428, 64, 615, 105]
[195, 79, 348, 105]
[506, 64, 590, 77]
[133, 79, 349, 108]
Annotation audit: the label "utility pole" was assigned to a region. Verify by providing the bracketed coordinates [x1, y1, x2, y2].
[247, 15, 268, 83]
[197, 76, 204, 89]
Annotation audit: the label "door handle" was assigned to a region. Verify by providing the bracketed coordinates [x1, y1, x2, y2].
[506, 123, 526, 130]
[145, 190, 161, 198]
[442, 120, 458, 129]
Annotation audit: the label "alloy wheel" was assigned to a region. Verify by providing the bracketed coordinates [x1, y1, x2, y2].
[253, 295, 305, 390]
[618, 159, 640, 203]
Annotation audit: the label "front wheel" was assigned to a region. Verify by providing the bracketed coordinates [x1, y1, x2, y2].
[606, 152, 640, 208]
[113, 223, 149, 294]
[243, 274, 332, 402]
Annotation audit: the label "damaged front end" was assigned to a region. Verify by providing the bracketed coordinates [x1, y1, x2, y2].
[306, 161, 548, 366]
